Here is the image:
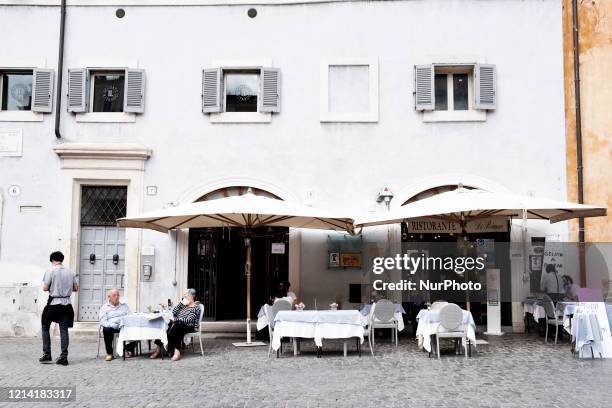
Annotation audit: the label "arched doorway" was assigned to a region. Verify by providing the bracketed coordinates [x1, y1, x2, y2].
[187, 186, 289, 321]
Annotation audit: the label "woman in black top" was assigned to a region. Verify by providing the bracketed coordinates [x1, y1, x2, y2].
[150, 288, 201, 361]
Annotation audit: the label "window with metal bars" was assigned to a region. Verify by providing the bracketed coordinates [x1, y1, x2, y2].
[80, 186, 127, 226]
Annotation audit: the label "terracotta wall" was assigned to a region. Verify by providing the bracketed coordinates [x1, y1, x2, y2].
[563, 0, 612, 242]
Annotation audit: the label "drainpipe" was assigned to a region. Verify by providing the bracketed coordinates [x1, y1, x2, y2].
[571, 0, 586, 285]
[54, 0, 66, 139]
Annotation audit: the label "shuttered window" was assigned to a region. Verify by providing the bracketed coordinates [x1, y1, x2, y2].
[68, 68, 146, 114]
[1, 70, 33, 111]
[415, 63, 496, 114]
[202, 66, 281, 114]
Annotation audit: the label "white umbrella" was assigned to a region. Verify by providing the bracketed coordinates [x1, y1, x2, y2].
[118, 191, 353, 346]
[354, 187, 606, 227]
[354, 187, 607, 310]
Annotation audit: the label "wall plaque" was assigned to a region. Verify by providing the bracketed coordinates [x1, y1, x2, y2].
[0, 128, 23, 157]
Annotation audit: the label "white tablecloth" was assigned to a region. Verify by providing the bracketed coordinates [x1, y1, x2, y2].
[116, 313, 170, 356]
[272, 310, 367, 351]
[256, 305, 269, 331]
[415, 309, 476, 352]
[523, 300, 546, 321]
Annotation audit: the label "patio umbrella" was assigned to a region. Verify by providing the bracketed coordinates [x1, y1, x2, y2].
[354, 187, 606, 228]
[354, 186, 607, 309]
[117, 190, 353, 346]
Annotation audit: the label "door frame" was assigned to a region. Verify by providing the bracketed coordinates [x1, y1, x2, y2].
[54, 143, 150, 320]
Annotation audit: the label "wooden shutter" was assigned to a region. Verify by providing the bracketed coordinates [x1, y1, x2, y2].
[31, 69, 54, 113]
[202, 68, 221, 113]
[124, 69, 145, 113]
[67, 68, 88, 113]
[414, 64, 434, 111]
[474, 63, 496, 110]
[259, 67, 280, 113]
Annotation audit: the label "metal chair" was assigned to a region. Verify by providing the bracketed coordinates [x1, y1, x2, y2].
[543, 295, 564, 344]
[183, 303, 205, 356]
[435, 303, 467, 360]
[266, 300, 292, 357]
[370, 300, 398, 348]
[362, 321, 374, 356]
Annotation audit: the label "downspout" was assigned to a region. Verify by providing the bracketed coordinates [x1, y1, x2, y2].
[54, 0, 67, 139]
[571, 0, 586, 284]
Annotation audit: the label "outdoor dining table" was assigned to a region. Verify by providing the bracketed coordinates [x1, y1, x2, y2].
[117, 312, 172, 358]
[415, 308, 476, 356]
[359, 303, 406, 332]
[272, 310, 367, 357]
[523, 299, 546, 332]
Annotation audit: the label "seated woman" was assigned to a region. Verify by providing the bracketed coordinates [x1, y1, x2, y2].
[150, 288, 200, 361]
[562, 275, 579, 301]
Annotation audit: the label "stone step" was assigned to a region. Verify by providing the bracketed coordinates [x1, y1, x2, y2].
[61, 320, 259, 340]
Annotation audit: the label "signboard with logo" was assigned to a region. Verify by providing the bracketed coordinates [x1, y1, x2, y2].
[404, 217, 508, 234]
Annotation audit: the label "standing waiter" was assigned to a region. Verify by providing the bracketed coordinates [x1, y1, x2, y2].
[39, 251, 78, 365]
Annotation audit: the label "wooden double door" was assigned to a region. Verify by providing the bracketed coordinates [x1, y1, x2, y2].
[188, 227, 289, 320]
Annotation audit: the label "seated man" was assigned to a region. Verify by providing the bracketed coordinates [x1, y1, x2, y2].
[99, 288, 135, 361]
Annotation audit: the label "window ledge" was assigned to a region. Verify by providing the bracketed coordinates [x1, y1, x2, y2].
[0, 111, 43, 122]
[209, 112, 271, 123]
[75, 112, 136, 123]
[320, 111, 378, 123]
[422, 110, 486, 123]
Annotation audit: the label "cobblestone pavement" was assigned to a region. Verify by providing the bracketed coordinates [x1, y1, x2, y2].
[0, 332, 609, 408]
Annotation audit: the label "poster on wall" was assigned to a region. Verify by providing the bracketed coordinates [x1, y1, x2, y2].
[540, 239, 565, 295]
[329, 252, 340, 267]
[340, 253, 362, 268]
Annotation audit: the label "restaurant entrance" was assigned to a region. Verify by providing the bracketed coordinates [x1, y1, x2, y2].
[187, 227, 289, 321]
[401, 224, 513, 327]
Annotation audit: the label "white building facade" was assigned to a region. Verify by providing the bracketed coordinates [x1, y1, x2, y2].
[0, 0, 569, 336]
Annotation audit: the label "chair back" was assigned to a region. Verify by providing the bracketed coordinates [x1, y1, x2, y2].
[439, 303, 463, 331]
[195, 303, 205, 331]
[373, 299, 395, 322]
[431, 301, 448, 311]
[270, 300, 292, 329]
[542, 295, 556, 319]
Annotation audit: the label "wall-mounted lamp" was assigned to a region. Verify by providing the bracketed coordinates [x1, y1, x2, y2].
[376, 187, 394, 210]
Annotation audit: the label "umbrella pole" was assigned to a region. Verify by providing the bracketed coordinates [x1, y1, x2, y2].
[232, 230, 265, 347]
[246, 242, 252, 344]
[458, 233, 471, 312]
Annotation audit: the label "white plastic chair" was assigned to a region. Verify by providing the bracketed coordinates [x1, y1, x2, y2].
[96, 325, 119, 358]
[435, 303, 467, 360]
[362, 322, 374, 356]
[370, 300, 399, 348]
[543, 295, 564, 344]
[266, 300, 292, 357]
[183, 303, 205, 356]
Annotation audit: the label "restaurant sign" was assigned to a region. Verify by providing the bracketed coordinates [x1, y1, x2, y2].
[404, 217, 508, 234]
